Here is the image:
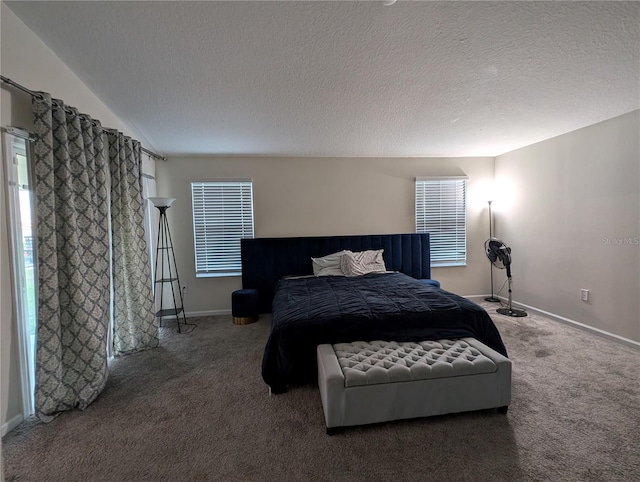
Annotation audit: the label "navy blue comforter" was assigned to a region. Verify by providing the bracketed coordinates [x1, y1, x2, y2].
[261, 272, 507, 392]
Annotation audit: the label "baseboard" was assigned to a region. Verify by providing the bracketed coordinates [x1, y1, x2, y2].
[185, 309, 231, 317]
[1, 414, 23, 437]
[160, 309, 232, 321]
[465, 294, 496, 300]
[468, 294, 640, 351]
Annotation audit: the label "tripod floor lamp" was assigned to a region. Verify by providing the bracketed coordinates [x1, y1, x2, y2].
[148, 197, 193, 333]
[485, 199, 501, 303]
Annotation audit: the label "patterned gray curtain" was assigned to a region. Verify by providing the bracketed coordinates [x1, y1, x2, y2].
[108, 133, 158, 354]
[32, 94, 110, 422]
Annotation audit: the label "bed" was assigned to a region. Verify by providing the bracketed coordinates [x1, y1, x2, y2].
[241, 233, 507, 393]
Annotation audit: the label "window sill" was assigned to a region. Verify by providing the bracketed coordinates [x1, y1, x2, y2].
[196, 272, 242, 278]
[431, 262, 467, 268]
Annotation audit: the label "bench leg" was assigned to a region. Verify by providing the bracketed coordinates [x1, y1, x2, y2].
[497, 406, 509, 414]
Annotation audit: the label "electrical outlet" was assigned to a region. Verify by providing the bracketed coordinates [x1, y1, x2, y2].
[580, 289, 589, 301]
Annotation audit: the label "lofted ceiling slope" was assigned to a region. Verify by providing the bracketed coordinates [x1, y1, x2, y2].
[4, 1, 640, 157]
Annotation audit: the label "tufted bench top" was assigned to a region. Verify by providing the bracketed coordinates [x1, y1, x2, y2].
[333, 338, 498, 387]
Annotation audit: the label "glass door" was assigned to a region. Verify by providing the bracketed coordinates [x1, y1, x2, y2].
[3, 128, 36, 416]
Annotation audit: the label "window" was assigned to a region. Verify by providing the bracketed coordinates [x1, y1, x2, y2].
[415, 176, 467, 267]
[191, 180, 254, 277]
[140, 156, 160, 317]
[3, 127, 36, 416]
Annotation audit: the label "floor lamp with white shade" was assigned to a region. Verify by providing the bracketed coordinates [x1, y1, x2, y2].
[148, 197, 195, 333]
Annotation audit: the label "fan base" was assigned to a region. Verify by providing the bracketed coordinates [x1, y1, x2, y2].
[485, 296, 501, 303]
[497, 307, 528, 317]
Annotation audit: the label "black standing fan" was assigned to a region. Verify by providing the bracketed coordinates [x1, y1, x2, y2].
[484, 238, 527, 317]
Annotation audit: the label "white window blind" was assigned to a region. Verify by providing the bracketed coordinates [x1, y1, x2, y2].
[415, 177, 467, 267]
[191, 180, 254, 277]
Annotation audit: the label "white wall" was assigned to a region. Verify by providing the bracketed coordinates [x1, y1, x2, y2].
[0, 3, 152, 432]
[495, 110, 640, 343]
[157, 156, 495, 314]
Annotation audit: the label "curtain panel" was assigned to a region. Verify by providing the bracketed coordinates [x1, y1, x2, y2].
[32, 94, 111, 422]
[108, 134, 158, 354]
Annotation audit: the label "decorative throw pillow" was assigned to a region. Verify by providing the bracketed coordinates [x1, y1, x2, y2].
[340, 249, 387, 277]
[311, 250, 351, 276]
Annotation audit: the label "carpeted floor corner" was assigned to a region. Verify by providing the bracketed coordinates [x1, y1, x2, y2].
[3, 301, 639, 481]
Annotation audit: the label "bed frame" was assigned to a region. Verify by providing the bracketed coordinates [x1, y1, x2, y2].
[241, 233, 431, 313]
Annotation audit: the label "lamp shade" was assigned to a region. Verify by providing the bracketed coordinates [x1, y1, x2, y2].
[148, 197, 176, 208]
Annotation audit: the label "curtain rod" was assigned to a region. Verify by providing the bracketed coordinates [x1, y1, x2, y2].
[1, 75, 167, 161]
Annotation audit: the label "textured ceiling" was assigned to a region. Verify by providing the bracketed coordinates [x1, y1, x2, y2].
[5, 1, 640, 157]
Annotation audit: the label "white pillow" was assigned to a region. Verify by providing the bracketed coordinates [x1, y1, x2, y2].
[311, 250, 351, 276]
[340, 249, 387, 277]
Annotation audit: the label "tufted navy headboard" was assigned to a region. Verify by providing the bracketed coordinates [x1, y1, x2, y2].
[241, 233, 431, 313]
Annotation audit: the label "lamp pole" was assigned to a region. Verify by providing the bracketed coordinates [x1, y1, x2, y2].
[485, 200, 501, 302]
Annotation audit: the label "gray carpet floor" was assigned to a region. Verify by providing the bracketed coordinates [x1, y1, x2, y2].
[3, 301, 639, 481]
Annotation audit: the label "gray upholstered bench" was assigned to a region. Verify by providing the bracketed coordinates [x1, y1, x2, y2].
[317, 338, 511, 434]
